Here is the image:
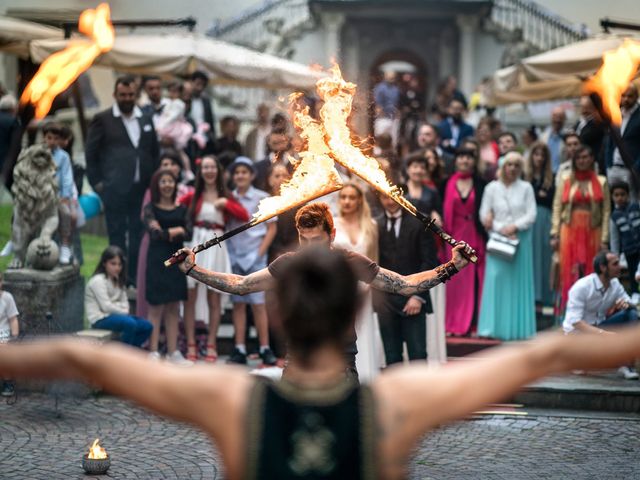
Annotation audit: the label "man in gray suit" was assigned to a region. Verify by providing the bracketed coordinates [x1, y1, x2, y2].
[85, 76, 160, 285]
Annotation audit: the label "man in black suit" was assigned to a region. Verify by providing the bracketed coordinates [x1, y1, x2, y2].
[85, 76, 160, 284]
[189, 70, 216, 147]
[604, 84, 640, 198]
[575, 96, 606, 173]
[373, 192, 438, 365]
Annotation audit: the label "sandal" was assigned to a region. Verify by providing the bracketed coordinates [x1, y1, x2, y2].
[204, 344, 218, 363]
[186, 343, 198, 362]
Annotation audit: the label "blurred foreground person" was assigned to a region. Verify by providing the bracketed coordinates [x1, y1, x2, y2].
[4, 250, 640, 479]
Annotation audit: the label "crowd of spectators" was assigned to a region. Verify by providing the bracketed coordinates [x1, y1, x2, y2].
[2, 71, 640, 378]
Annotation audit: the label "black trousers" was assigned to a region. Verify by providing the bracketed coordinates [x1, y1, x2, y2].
[103, 185, 145, 285]
[378, 310, 426, 366]
[626, 251, 640, 295]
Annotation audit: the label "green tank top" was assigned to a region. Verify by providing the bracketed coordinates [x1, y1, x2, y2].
[245, 377, 377, 480]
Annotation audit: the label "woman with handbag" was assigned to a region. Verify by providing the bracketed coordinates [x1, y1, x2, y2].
[441, 148, 487, 336]
[478, 151, 537, 340]
[550, 145, 610, 310]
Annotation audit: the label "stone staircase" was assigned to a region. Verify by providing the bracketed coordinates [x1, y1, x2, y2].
[485, 0, 588, 66]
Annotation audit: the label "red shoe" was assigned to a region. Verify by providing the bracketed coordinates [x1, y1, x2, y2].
[186, 343, 198, 362]
[204, 344, 218, 363]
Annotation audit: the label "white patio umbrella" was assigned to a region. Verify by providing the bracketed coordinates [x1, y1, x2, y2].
[488, 34, 640, 105]
[28, 32, 324, 90]
[0, 15, 63, 57]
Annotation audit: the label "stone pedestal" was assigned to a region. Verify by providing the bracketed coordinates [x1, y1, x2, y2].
[4, 265, 84, 336]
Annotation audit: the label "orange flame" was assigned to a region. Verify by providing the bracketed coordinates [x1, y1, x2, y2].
[20, 3, 114, 118]
[87, 438, 108, 459]
[584, 38, 640, 125]
[251, 102, 343, 222]
[316, 64, 417, 213]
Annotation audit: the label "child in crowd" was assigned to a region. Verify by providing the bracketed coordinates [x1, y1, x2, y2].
[155, 81, 196, 151]
[609, 181, 640, 297]
[0, 271, 18, 397]
[42, 122, 76, 265]
[85, 246, 152, 347]
[144, 169, 192, 364]
[226, 157, 277, 365]
[180, 155, 248, 362]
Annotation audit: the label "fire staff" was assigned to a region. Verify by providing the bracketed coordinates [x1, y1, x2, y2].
[175, 202, 472, 379]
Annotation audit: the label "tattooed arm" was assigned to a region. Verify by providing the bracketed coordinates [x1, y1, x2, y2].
[370, 242, 473, 295]
[175, 248, 275, 294]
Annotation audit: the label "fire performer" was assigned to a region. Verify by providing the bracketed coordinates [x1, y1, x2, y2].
[175, 201, 471, 379]
[4, 249, 640, 480]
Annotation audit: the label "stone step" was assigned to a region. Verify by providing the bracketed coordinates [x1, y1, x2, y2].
[513, 371, 640, 413]
[446, 336, 502, 357]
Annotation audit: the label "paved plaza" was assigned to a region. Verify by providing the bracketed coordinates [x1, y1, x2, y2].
[1, 388, 640, 479]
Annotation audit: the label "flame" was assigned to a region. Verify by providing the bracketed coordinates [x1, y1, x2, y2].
[20, 3, 114, 118]
[251, 102, 343, 222]
[87, 438, 108, 459]
[584, 38, 640, 125]
[316, 64, 417, 214]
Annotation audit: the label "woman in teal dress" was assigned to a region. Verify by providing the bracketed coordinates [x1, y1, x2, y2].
[478, 151, 537, 340]
[525, 141, 555, 307]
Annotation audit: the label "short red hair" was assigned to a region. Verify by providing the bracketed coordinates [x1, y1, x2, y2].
[295, 202, 334, 235]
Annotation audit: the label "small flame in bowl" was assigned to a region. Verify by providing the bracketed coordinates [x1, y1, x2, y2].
[88, 438, 108, 460]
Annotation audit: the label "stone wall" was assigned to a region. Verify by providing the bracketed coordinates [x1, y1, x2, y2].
[4, 265, 84, 336]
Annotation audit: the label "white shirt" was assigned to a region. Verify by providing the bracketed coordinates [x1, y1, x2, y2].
[112, 103, 143, 182]
[384, 209, 402, 238]
[190, 97, 205, 126]
[0, 290, 18, 341]
[249, 124, 271, 160]
[480, 179, 537, 232]
[563, 273, 631, 333]
[612, 103, 639, 167]
[85, 274, 129, 325]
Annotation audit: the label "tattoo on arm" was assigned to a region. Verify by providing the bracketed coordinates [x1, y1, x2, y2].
[189, 267, 273, 295]
[372, 268, 441, 296]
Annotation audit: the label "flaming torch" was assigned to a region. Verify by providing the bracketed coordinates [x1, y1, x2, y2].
[82, 438, 110, 474]
[315, 65, 477, 263]
[20, 3, 114, 119]
[164, 122, 343, 266]
[584, 38, 640, 192]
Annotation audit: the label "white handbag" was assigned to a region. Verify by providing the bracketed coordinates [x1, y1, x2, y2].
[486, 232, 519, 261]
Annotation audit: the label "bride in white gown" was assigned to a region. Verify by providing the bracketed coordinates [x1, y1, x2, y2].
[333, 182, 385, 382]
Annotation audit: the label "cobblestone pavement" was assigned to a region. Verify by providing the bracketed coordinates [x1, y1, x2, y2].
[1, 391, 640, 479]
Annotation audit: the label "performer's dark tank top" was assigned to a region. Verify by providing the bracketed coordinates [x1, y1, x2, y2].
[245, 377, 377, 480]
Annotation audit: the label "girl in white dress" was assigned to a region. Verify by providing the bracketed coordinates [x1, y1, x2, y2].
[180, 155, 249, 362]
[333, 182, 385, 381]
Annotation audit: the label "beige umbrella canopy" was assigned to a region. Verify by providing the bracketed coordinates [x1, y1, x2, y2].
[488, 34, 640, 106]
[28, 32, 324, 90]
[0, 15, 63, 57]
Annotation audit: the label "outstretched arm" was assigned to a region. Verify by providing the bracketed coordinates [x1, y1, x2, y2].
[370, 242, 472, 296]
[0, 340, 253, 439]
[176, 247, 275, 295]
[373, 326, 640, 464]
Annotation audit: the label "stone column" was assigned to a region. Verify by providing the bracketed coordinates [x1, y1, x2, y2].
[322, 12, 346, 66]
[456, 14, 479, 96]
[439, 26, 456, 80]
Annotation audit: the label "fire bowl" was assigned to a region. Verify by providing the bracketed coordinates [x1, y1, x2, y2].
[82, 454, 110, 475]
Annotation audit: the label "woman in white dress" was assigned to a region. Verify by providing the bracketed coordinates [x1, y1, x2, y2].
[179, 155, 249, 362]
[333, 182, 385, 381]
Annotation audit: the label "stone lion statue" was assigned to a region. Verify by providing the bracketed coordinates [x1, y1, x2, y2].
[9, 144, 59, 269]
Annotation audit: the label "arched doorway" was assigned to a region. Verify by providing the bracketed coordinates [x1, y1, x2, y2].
[368, 50, 428, 155]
